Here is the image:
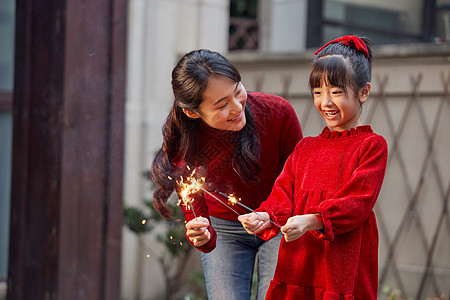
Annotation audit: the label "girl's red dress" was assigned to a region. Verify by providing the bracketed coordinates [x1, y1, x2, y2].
[257, 125, 388, 300]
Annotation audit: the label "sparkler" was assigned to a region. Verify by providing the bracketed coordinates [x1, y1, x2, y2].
[220, 192, 254, 212]
[202, 188, 240, 216]
[175, 170, 202, 219]
[172, 166, 280, 228]
[219, 191, 281, 228]
[174, 168, 239, 245]
[172, 167, 241, 216]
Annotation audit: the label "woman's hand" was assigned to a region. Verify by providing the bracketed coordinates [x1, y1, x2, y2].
[186, 216, 211, 247]
[238, 212, 271, 234]
[281, 214, 323, 242]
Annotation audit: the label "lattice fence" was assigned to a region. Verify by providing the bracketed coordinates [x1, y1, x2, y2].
[250, 71, 450, 299]
[368, 73, 450, 300]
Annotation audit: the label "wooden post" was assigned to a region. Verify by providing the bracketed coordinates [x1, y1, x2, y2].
[8, 0, 127, 299]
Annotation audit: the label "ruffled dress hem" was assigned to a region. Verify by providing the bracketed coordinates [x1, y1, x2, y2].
[267, 280, 355, 300]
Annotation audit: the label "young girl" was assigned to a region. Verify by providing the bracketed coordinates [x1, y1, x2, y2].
[239, 35, 388, 299]
[151, 49, 302, 299]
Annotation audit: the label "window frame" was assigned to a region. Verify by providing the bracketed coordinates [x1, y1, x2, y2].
[306, 0, 438, 48]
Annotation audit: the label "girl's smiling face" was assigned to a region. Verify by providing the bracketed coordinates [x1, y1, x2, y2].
[313, 79, 370, 131]
[183, 74, 247, 131]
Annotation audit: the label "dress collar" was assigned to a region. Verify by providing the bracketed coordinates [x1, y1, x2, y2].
[319, 125, 373, 139]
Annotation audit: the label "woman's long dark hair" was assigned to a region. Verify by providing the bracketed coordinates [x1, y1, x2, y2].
[151, 49, 261, 218]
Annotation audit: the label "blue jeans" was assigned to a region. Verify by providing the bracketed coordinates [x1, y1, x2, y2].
[201, 216, 282, 300]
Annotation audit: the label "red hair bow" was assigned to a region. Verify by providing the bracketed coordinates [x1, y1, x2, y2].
[314, 35, 369, 58]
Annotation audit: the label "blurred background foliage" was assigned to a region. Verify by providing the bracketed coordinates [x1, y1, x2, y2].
[123, 171, 207, 300]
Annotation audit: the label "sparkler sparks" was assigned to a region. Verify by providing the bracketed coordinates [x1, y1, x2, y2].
[174, 169, 205, 218]
[222, 192, 255, 212]
[202, 188, 240, 216]
[220, 191, 281, 228]
[171, 166, 280, 228]
[172, 167, 241, 216]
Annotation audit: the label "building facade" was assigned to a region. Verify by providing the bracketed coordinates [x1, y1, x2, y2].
[122, 0, 450, 299]
[1, 0, 449, 299]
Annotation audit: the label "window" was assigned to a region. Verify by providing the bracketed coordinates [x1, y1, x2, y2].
[229, 0, 259, 50]
[228, 0, 447, 53]
[307, 0, 448, 47]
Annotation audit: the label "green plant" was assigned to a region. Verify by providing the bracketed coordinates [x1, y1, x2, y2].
[378, 285, 447, 300]
[182, 271, 207, 300]
[378, 285, 410, 300]
[123, 172, 207, 300]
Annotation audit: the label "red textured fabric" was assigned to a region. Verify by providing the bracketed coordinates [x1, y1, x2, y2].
[258, 126, 388, 299]
[180, 92, 303, 253]
[314, 35, 369, 58]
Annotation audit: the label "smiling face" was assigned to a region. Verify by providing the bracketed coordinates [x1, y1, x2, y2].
[183, 74, 247, 131]
[313, 78, 370, 131]
[310, 55, 371, 132]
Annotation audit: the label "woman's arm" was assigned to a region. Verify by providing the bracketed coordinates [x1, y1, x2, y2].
[185, 217, 212, 247]
[181, 192, 217, 253]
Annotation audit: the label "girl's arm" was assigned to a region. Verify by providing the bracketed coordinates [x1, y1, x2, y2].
[281, 214, 323, 242]
[238, 212, 271, 234]
[252, 142, 302, 240]
[308, 135, 388, 241]
[239, 211, 324, 243]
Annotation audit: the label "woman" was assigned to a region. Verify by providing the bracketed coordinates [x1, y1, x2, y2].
[151, 49, 302, 299]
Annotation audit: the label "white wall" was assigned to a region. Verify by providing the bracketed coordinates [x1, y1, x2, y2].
[122, 0, 229, 298]
[259, 0, 308, 53]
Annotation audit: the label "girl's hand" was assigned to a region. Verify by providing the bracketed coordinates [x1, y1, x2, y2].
[185, 217, 211, 247]
[281, 214, 323, 242]
[238, 212, 271, 234]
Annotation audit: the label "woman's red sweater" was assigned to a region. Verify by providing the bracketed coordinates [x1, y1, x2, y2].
[180, 92, 303, 253]
[258, 125, 388, 300]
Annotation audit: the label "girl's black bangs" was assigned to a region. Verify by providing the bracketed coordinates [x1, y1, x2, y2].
[309, 56, 351, 90]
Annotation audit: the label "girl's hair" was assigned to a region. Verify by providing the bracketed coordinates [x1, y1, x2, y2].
[151, 49, 261, 218]
[309, 36, 373, 95]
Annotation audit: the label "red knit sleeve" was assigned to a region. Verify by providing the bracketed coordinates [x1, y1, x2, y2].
[255, 142, 302, 240]
[180, 192, 217, 253]
[308, 135, 388, 240]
